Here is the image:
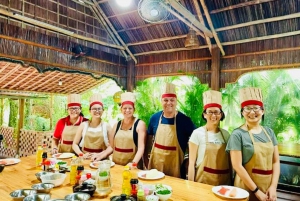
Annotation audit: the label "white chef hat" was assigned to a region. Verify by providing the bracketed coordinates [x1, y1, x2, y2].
[203, 90, 222, 109]
[239, 87, 263, 108]
[67, 94, 81, 107]
[162, 83, 177, 98]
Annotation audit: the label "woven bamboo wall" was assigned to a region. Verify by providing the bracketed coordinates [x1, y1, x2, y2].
[19, 130, 53, 157]
[0, 126, 17, 158]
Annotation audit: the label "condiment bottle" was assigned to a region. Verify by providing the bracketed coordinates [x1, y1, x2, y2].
[36, 145, 43, 167]
[122, 165, 132, 196]
[137, 189, 145, 201]
[70, 156, 78, 185]
[79, 174, 87, 185]
[130, 178, 139, 198]
[77, 153, 84, 176]
[42, 144, 48, 171]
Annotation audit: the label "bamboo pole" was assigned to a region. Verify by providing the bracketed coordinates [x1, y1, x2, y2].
[199, 0, 225, 56]
[210, 0, 275, 14]
[117, 19, 179, 33]
[127, 35, 187, 46]
[160, 3, 206, 38]
[192, 0, 212, 54]
[221, 63, 300, 73]
[0, 53, 118, 77]
[167, 0, 213, 37]
[0, 64, 20, 84]
[108, 9, 137, 19]
[91, 0, 137, 63]
[216, 13, 300, 32]
[0, 8, 124, 50]
[135, 70, 212, 78]
[222, 30, 300, 46]
[16, 98, 25, 156]
[136, 57, 211, 67]
[134, 45, 209, 56]
[89, 5, 129, 59]
[0, 34, 125, 66]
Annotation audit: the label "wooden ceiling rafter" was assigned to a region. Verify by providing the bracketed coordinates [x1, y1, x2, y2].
[127, 34, 187, 46]
[29, 71, 60, 91]
[192, 0, 212, 54]
[199, 0, 225, 55]
[107, 9, 137, 19]
[89, 5, 129, 59]
[210, 0, 276, 14]
[0, 63, 10, 74]
[0, 64, 21, 84]
[18, 71, 44, 89]
[9, 69, 37, 89]
[215, 13, 300, 32]
[134, 45, 209, 56]
[91, 0, 138, 63]
[116, 19, 179, 33]
[38, 72, 69, 92]
[1, 67, 31, 88]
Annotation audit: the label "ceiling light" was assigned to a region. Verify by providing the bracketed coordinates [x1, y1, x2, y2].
[58, 79, 63, 86]
[116, 0, 132, 7]
[185, 28, 200, 48]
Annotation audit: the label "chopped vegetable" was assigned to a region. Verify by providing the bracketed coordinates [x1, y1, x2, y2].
[99, 171, 108, 177]
[155, 184, 171, 194]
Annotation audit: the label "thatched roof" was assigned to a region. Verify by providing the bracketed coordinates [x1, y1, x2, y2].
[0, 0, 299, 94]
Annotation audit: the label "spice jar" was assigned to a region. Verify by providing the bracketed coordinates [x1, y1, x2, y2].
[130, 179, 139, 198]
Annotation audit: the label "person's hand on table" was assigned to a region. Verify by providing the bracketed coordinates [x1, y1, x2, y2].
[52, 147, 58, 154]
[83, 152, 93, 159]
[91, 152, 106, 162]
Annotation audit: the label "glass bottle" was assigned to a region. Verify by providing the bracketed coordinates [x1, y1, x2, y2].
[70, 156, 78, 185]
[77, 153, 84, 176]
[122, 165, 132, 196]
[36, 145, 43, 167]
[42, 144, 48, 171]
[95, 160, 112, 196]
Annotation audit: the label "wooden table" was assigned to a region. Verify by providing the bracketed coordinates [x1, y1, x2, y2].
[0, 155, 248, 201]
[278, 143, 300, 158]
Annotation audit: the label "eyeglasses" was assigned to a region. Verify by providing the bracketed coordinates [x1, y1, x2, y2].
[205, 111, 221, 116]
[91, 107, 103, 112]
[243, 106, 262, 113]
[68, 107, 81, 112]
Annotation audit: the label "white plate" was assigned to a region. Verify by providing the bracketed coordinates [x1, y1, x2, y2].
[89, 161, 115, 169]
[212, 185, 249, 200]
[0, 158, 21, 166]
[138, 170, 165, 180]
[52, 153, 75, 159]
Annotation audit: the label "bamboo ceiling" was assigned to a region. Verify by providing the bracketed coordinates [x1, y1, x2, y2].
[0, 0, 299, 94]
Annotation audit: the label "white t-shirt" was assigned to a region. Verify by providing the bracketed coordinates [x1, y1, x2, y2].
[189, 127, 230, 167]
[79, 121, 109, 147]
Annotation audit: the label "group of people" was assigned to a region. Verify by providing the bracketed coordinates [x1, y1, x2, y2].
[51, 83, 279, 201]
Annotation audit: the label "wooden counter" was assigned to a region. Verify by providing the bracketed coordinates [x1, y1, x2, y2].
[278, 143, 300, 158]
[0, 156, 248, 201]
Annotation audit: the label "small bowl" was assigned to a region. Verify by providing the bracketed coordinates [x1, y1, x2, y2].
[35, 171, 51, 181]
[41, 173, 67, 187]
[10, 189, 37, 201]
[146, 195, 159, 201]
[32, 183, 55, 193]
[0, 164, 4, 173]
[23, 193, 51, 201]
[73, 182, 96, 196]
[65, 192, 91, 200]
[155, 185, 172, 201]
[49, 200, 67, 201]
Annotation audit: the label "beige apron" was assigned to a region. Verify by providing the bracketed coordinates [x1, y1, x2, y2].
[112, 118, 137, 166]
[148, 113, 184, 178]
[82, 123, 106, 153]
[195, 127, 230, 185]
[58, 124, 78, 153]
[234, 127, 273, 201]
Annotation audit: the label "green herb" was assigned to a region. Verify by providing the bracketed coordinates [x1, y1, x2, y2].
[99, 171, 108, 177]
[57, 161, 67, 165]
[156, 189, 171, 195]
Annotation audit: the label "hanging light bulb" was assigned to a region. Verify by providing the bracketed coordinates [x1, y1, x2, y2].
[185, 28, 200, 48]
[58, 79, 62, 86]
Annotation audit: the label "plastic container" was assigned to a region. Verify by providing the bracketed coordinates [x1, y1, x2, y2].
[137, 189, 145, 201]
[41, 173, 67, 187]
[122, 166, 132, 196]
[36, 145, 43, 167]
[69, 156, 78, 185]
[77, 153, 84, 176]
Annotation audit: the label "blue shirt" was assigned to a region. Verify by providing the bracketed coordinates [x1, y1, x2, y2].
[147, 111, 196, 152]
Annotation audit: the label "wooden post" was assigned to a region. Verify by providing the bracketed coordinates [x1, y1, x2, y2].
[126, 59, 135, 92]
[50, 94, 53, 130]
[0, 98, 3, 125]
[16, 99, 25, 156]
[211, 45, 221, 90]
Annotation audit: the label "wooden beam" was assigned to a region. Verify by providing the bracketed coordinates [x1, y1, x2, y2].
[136, 57, 211, 67]
[134, 45, 209, 56]
[210, 0, 275, 14]
[117, 19, 179, 33]
[9, 70, 36, 89]
[199, 0, 225, 56]
[27, 71, 58, 90]
[222, 30, 300, 46]
[135, 70, 212, 78]
[97, 0, 108, 3]
[89, 5, 129, 59]
[107, 9, 137, 19]
[160, 4, 206, 38]
[127, 35, 187, 46]
[210, 45, 220, 90]
[192, 0, 212, 54]
[16, 98, 25, 156]
[216, 13, 300, 32]
[91, 0, 137, 63]
[167, 0, 213, 38]
[0, 34, 125, 66]
[0, 53, 118, 77]
[221, 63, 300, 73]
[0, 9, 125, 50]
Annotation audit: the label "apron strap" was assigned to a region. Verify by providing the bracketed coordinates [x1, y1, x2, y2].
[79, 121, 89, 147]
